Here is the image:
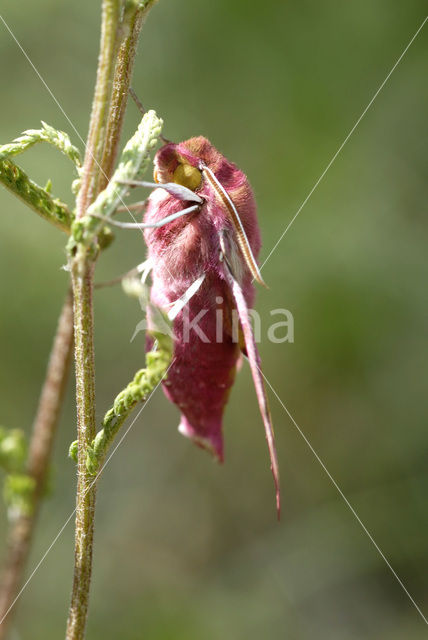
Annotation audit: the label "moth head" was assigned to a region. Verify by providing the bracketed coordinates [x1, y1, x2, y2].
[153, 140, 205, 192]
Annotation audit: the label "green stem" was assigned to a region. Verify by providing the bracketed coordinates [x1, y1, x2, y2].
[0, 159, 72, 233]
[99, 0, 159, 192]
[67, 1, 160, 635]
[75, 0, 121, 219]
[66, 262, 97, 640]
[0, 291, 74, 640]
[65, 1, 125, 638]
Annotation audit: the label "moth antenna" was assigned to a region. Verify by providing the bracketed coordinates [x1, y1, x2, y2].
[200, 163, 267, 287]
[129, 87, 171, 144]
[90, 204, 200, 230]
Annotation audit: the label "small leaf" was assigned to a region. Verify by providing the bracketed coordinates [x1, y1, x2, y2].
[0, 122, 82, 168]
[68, 440, 78, 463]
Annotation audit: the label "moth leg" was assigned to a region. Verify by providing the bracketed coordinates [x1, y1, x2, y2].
[90, 203, 200, 230]
[119, 179, 203, 204]
[115, 199, 148, 214]
[218, 229, 228, 262]
[167, 274, 206, 320]
[94, 258, 152, 290]
[138, 257, 153, 284]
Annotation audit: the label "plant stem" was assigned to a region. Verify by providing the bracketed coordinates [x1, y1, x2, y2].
[0, 159, 73, 232]
[66, 261, 97, 640]
[66, 0, 129, 637]
[75, 0, 121, 218]
[0, 290, 74, 640]
[99, 0, 159, 192]
[67, 1, 159, 635]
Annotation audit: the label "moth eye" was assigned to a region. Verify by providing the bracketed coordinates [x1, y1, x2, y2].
[173, 163, 202, 191]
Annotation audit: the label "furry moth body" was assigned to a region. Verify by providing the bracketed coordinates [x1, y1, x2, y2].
[143, 137, 280, 515]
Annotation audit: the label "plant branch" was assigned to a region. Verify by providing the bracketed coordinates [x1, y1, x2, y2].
[0, 158, 115, 250]
[75, 0, 121, 218]
[0, 290, 74, 640]
[99, 0, 159, 192]
[69, 332, 172, 475]
[0, 123, 82, 168]
[0, 159, 73, 233]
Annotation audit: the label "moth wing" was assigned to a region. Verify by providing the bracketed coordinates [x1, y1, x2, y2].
[222, 260, 280, 518]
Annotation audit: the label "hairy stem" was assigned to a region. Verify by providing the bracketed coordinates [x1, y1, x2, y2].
[65, 1, 124, 638]
[75, 0, 121, 218]
[0, 159, 72, 232]
[66, 262, 97, 640]
[67, 0, 160, 635]
[99, 0, 159, 191]
[0, 291, 74, 640]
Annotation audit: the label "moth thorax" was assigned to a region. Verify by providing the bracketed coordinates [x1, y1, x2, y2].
[173, 163, 202, 191]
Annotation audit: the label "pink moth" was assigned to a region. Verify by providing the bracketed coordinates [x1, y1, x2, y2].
[139, 136, 280, 515]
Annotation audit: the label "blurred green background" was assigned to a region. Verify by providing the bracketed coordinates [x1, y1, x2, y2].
[1, 1, 427, 638]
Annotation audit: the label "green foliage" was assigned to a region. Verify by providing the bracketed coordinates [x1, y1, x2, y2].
[68, 440, 78, 464]
[0, 123, 120, 251]
[69, 329, 172, 475]
[0, 158, 73, 232]
[0, 122, 82, 168]
[0, 122, 82, 235]
[68, 109, 163, 256]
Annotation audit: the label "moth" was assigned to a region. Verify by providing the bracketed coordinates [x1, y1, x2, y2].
[121, 136, 279, 515]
